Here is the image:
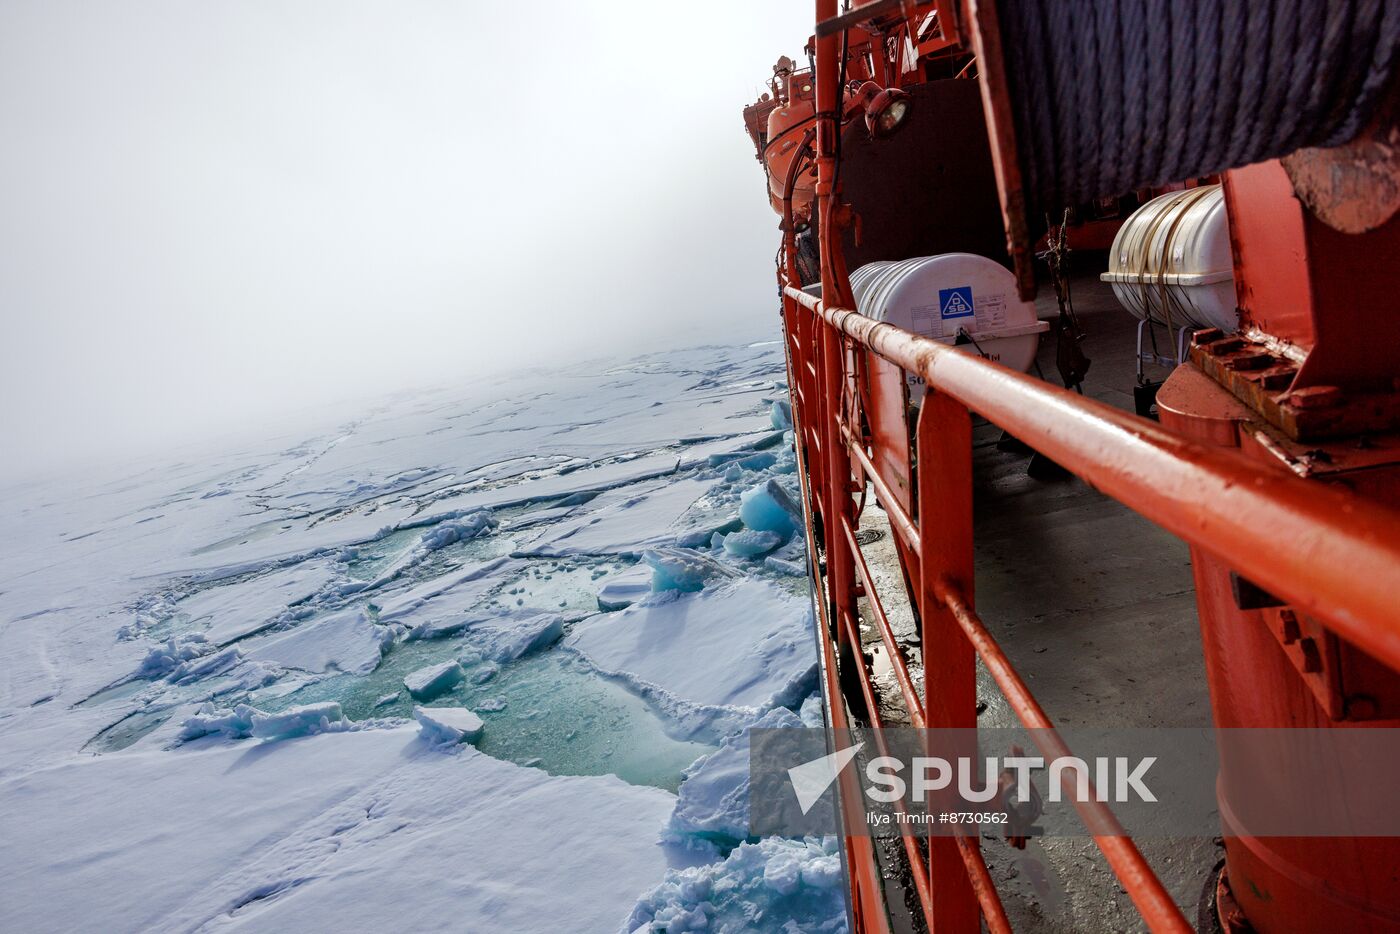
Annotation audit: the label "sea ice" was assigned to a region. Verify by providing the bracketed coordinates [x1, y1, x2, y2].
[521, 477, 713, 558]
[466, 611, 565, 662]
[249, 701, 349, 740]
[413, 705, 484, 745]
[566, 578, 818, 737]
[376, 556, 516, 633]
[624, 836, 848, 933]
[178, 702, 257, 741]
[764, 555, 806, 577]
[244, 606, 386, 675]
[1, 725, 679, 932]
[417, 509, 495, 551]
[770, 399, 793, 430]
[404, 661, 466, 700]
[179, 701, 350, 743]
[167, 645, 243, 684]
[738, 478, 801, 536]
[642, 548, 733, 593]
[722, 529, 781, 558]
[668, 706, 802, 845]
[175, 560, 339, 645]
[597, 562, 654, 611]
[0, 339, 839, 932]
[136, 633, 214, 679]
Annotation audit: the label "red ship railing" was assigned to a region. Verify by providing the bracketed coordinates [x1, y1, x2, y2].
[779, 6, 1400, 931]
[779, 276, 1400, 934]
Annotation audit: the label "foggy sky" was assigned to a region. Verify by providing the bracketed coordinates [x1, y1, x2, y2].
[0, 1, 807, 481]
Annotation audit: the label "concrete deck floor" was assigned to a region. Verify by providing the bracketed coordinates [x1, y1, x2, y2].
[844, 259, 1222, 932]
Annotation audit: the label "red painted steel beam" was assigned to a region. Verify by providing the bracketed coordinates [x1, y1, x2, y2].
[781, 304, 892, 934]
[835, 603, 1014, 934]
[938, 583, 1192, 933]
[838, 521, 1014, 934]
[785, 286, 1400, 673]
[915, 391, 981, 933]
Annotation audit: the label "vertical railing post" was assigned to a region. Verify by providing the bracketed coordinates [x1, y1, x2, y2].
[916, 390, 980, 931]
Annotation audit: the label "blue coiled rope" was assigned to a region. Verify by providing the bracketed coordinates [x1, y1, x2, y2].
[996, 0, 1400, 210]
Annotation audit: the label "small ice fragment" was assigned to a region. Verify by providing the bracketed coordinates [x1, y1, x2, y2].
[178, 702, 257, 741]
[373, 691, 400, 708]
[723, 464, 742, 482]
[596, 563, 653, 611]
[477, 697, 507, 712]
[404, 661, 466, 700]
[419, 510, 495, 551]
[471, 662, 500, 684]
[136, 633, 213, 679]
[734, 451, 776, 472]
[801, 854, 844, 889]
[471, 612, 564, 662]
[739, 478, 800, 535]
[249, 701, 347, 740]
[764, 555, 806, 577]
[413, 705, 484, 745]
[770, 399, 793, 430]
[643, 548, 731, 593]
[763, 849, 803, 895]
[168, 645, 243, 684]
[723, 529, 781, 558]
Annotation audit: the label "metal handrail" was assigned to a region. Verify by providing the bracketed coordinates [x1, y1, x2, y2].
[787, 285, 1400, 672]
[779, 281, 1400, 932]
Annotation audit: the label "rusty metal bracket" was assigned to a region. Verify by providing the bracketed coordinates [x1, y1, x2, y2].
[1189, 330, 1400, 442]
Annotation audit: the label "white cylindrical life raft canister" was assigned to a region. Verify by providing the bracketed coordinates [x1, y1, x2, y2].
[849, 253, 1048, 402]
[1099, 185, 1238, 333]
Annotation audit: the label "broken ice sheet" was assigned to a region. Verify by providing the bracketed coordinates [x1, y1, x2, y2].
[0, 340, 845, 931]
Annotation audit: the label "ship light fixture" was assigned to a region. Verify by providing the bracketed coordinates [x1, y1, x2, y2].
[866, 87, 911, 138]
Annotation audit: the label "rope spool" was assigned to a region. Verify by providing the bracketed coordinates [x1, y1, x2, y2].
[997, 0, 1400, 211]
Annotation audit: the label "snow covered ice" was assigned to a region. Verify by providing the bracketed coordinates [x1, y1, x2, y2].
[0, 342, 847, 932]
[413, 705, 484, 745]
[403, 660, 466, 700]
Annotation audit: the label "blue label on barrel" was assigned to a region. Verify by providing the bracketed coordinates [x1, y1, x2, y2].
[939, 286, 974, 319]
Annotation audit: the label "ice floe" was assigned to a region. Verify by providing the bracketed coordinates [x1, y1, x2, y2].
[596, 562, 654, 611]
[668, 705, 802, 847]
[565, 578, 817, 740]
[625, 836, 847, 933]
[403, 660, 466, 700]
[175, 559, 340, 644]
[243, 606, 387, 675]
[738, 478, 801, 536]
[413, 705, 484, 745]
[0, 340, 844, 932]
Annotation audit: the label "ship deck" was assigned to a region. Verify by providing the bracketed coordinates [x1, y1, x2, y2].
[844, 260, 1219, 932]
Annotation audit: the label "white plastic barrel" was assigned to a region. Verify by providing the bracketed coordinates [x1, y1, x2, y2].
[1100, 185, 1238, 333]
[849, 253, 1048, 402]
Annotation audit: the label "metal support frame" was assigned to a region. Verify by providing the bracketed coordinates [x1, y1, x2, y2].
[777, 271, 1400, 930]
[772, 4, 1400, 931]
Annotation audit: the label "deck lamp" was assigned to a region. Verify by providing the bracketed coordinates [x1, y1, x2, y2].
[865, 86, 911, 138]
